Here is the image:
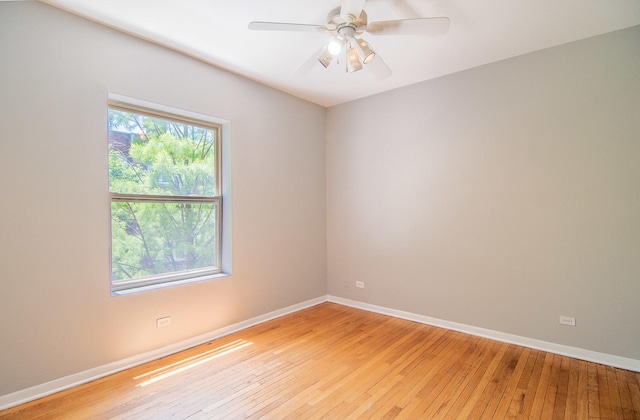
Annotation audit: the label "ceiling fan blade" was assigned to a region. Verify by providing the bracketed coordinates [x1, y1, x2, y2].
[367, 17, 450, 36]
[366, 54, 392, 80]
[340, 0, 366, 21]
[248, 21, 327, 32]
[293, 46, 326, 77]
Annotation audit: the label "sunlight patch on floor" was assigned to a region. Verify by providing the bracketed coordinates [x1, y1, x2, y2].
[134, 339, 253, 387]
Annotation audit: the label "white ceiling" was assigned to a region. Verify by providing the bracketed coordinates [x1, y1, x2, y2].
[40, 0, 640, 107]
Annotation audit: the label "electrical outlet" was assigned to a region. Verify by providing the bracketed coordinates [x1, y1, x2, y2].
[559, 316, 575, 326]
[356, 281, 364, 289]
[157, 316, 171, 328]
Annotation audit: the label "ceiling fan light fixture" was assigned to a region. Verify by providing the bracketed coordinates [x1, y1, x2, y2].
[327, 37, 343, 56]
[318, 46, 335, 68]
[346, 46, 362, 73]
[354, 38, 375, 64]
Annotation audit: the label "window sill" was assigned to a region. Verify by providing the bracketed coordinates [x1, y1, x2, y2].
[111, 272, 230, 296]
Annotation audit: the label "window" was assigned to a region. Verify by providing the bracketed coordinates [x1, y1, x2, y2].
[108, 99, 222, 293]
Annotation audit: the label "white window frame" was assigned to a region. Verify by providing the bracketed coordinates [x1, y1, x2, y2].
[108, 94, 228, 294]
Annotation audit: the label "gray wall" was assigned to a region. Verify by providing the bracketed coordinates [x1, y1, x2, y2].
[327, 26, 640, 360]
[0, 2, 326, 395]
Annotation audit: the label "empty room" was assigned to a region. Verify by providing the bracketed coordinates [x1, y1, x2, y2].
[1, 0, 639, 418]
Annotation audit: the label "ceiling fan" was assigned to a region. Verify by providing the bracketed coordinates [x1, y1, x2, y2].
[248, 0, 450, 79]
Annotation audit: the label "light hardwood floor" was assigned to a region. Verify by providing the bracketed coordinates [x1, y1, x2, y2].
[1, 303, 639, 419]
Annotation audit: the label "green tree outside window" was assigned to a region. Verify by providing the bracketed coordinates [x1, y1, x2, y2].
[108, 108, 220, 285]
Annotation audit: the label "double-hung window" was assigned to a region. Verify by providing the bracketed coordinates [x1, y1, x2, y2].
[108, 100, 222, 293]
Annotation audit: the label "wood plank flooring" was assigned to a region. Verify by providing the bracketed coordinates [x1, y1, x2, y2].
[1, 303, 639, 419]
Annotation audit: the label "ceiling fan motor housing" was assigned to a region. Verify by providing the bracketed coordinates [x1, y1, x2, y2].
[327, 7, 367, 37]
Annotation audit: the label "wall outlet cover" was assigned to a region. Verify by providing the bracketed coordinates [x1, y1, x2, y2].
[559, 316, 576, 326]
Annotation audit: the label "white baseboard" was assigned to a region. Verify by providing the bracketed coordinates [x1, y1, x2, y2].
[3, 294, 638, 411]
[327, 295, 640, 373]
[0, 296, 326, 411]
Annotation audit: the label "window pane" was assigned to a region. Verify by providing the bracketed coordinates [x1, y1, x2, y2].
[111, 201, 218, 281]
[108, 109, 217, 196]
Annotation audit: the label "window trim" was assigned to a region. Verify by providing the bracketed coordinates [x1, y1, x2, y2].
[108, 96, 226, 294]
